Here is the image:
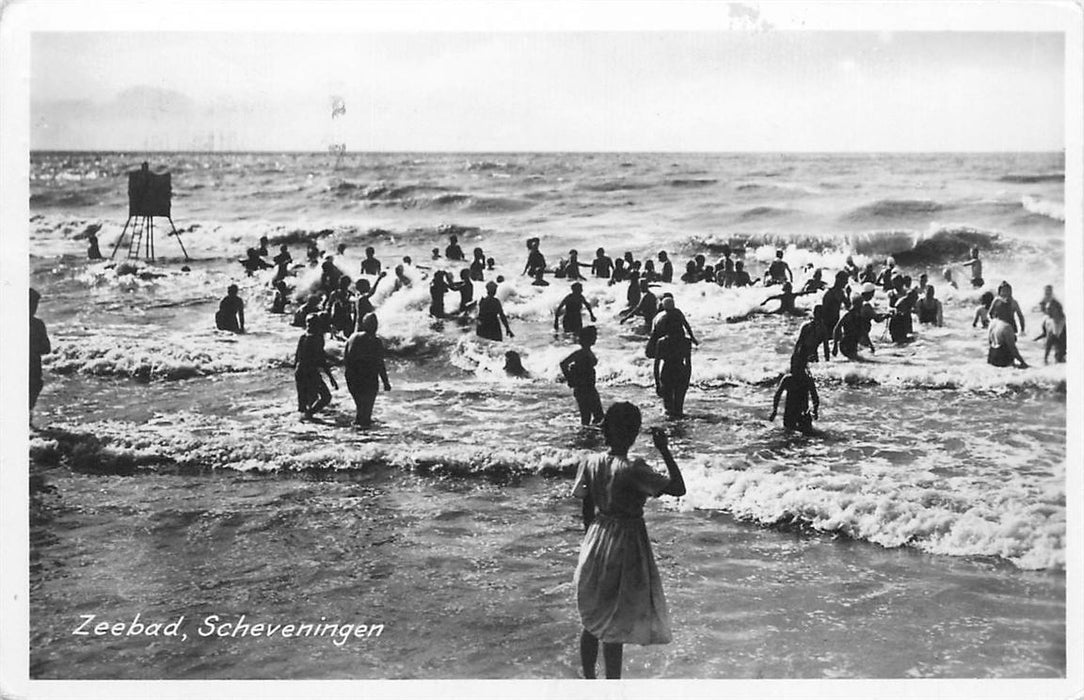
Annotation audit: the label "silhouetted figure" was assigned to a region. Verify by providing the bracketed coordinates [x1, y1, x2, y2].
[560, 325, 604, 426]
[29, 288, 51, 417]
[344, 313, 392, 427]
[294, 314, 337, 419]
[215, 284, 245, 333]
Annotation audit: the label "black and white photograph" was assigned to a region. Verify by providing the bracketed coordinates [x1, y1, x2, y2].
[2, 1, 1081, 697]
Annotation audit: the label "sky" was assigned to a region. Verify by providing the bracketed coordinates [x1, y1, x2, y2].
[30, 30, 1065, 152]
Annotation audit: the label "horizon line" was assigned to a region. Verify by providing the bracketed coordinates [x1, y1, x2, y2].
[28, 148, 1067, 156]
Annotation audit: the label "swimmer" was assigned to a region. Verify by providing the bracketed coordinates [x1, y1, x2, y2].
[470, 248, 486, 281]
[769, 356, 820, 434]
[445, 235, 465, 261]
[876, 258, 896, 292]
[270, 280, 291, 314]
[729, 260, 757, 287]
[592, 248, 614, 278]
[294, 314, 337, 419]
[646, 294, 698, 351]
[523, 237, 547, 278]
[619, 279, 657, 332]
[29, 288, 51, 417]
[680, 260, 699, 284]
[832, 293, 873, 360]
[272, 244, 293, 282]
[325, 276, 355, 339]
[988, 317, 1028, 369]
[973, 291, 994, 329]
[915, 285, 944, 327]
[240, 247, 272, 276]
[792, 305, 831, 363]
[292, 295, 322, 328]
[801, 269, 827, 293]
[989, 281, 1025, 333]
[658, 251, 674, 283]
[555, 282, 597, 335]
[1033, 299, 1066, 364]
[559, 325, 604, 426]
[531, 267, 550, 286]
[565, 249, 591, 281]
[344, 312, 392, 428]
[760, 282, 816, 315]
[766, 249, 793, 286]
[215, 284, 245, 333]
[820, 270, 851, 332]
[888, 288, 919, 343]
[353, 273, 387, 331]
[429, 270, 451, 318]
[360, 246, 382, 276]
[87, 231, 103, 260]
[653, 323, 693, 419]
[450, 268, 476, 314]
[476, 281, 514, 341]
[961, 247, 984, 288]
[504, 350, 529, 377]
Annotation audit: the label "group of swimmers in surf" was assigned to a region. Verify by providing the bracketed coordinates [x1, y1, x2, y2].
[203, 233, 1068, 432]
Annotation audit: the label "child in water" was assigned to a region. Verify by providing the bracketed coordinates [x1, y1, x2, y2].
[559, 325, 604, 426]
[769, 357, 820, 434]
[1034, 299, 1066, 364]
[572, 402, 685, 679]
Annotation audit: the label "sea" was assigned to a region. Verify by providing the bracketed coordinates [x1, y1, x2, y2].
[26, 151, 1067, 679]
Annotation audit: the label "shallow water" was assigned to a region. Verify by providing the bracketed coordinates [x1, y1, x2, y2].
[29, 466, 1064, 679]
[27, 150, 1067, 678]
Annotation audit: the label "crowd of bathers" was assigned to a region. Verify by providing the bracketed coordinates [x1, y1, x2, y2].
[211, 234, 1067, 431]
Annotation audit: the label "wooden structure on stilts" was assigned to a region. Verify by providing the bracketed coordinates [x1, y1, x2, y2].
[110, 162, 190, 262]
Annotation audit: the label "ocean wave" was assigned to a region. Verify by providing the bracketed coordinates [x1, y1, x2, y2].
[29, 191, 104, 208]
[998, 173, 1064, 184]
[678, 458, 1064, 570]
[736, 206, 794, 221]
[577, 179, 655, 192]
[30, 418, 583, 480]
[45, 330, 291, 381]
[465, 160, 522, 173]
[844, 199, 946, 222]
[668, 178, 719, 188]
[1021, 195, 1065, 222]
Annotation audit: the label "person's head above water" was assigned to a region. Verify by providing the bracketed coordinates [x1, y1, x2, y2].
[775, 249, 784, 259]
[661, 296, 676, 312]
[833, 270, 848, 286]
[571, 282, 584, 293]
[449, 235, 458, 244]
[596, 247, 606, 257]
[354, 278, 371, 293]
[227, 284, 239, 295]
[395, 264, 405, 276]
[980, 291, 995, 308]
[998, 281, 1013, 298]
[736, 261, 745, 271]
[658, 251, 669, 261]
[925, 285, 935, 299]
[601, 401, 642, 452]
[485, 281, 498, 296]
[580, 325, 598, 346]
[30, 287, 40, 315]
[365, 246, 375, 257]
[360, 312, 378, 333]
[504, 350, 527, 375]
